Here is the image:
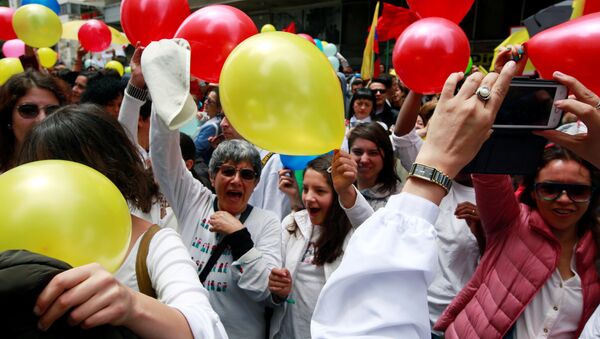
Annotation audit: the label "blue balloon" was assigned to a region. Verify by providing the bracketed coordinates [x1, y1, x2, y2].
[21, 0, 61, 15]
[314, 38, 324, 52]
[280, 151, 333, 171]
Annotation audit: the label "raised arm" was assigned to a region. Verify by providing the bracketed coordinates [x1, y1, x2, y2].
[312, 61, 517, 338]
[393, 91, 423, 137]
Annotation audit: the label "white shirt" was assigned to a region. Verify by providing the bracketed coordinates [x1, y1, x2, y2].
[580, 305, 600, 338]
[428, 182, 479, 333]
[114, 227, 228, 339]
[311, 192, 439, 338]
[514, 250, 583, 339]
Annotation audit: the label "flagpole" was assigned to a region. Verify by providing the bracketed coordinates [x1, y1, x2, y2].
[385, 41, 390, 72]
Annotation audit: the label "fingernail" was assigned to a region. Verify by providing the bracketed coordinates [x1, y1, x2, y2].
[554, 71, 565, 78]
[505, 60, 516, 70]
[38, 322, 47, 331]
[33, 305, 40, 316]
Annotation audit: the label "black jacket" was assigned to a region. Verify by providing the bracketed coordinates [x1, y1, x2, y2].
[0, 250, 138, 338]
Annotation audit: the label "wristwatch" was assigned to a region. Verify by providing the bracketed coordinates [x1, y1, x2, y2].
[408, 163, 452, 194]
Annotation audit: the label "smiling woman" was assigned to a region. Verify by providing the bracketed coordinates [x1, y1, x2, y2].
[435, 144, 600, 338]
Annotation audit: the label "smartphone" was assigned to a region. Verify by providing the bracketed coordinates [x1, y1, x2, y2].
[492, 79, 567, 129]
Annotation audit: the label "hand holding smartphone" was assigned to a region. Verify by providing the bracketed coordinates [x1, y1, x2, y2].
[492, 79, 567, 129]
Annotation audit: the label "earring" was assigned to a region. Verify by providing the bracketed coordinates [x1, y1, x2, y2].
[7, 124, 11, 129]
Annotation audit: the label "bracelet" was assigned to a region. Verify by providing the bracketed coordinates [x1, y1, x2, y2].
[126, 82, 149, 102]
[408, 163, 452, 194]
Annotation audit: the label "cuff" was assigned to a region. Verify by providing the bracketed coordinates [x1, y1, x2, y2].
[388, 192, 440, 225]
[126, 82, 149, 102]
[226, 228, 254, 260]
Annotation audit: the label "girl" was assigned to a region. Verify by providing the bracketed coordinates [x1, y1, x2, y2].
[269, 152, 374, 338]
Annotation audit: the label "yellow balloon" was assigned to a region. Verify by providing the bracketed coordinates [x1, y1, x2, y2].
[105, 60, 124, 76]
[220, 32, 345, 155]
[0, 160, 131, 272]
[261, 24, 276, 33]
[12, 4, 62, 48]
[0, 58, 24, 85]
[37, 47, 57, 68]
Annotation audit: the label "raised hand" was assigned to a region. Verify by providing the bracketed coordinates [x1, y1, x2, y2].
[534, 71, 600, 168]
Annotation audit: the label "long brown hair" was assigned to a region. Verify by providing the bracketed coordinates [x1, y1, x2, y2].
[289, 154, 353, 265]
[19, 104, 158, 213]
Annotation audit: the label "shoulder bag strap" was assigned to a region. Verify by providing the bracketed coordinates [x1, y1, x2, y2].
[135, 224, 161, 298]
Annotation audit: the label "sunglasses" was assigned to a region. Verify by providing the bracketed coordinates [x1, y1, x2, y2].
[371, 89, 386, 95]
[17, 103, 60, 119]
[218, 165, 257, 181]
[534, 182, 595, 203]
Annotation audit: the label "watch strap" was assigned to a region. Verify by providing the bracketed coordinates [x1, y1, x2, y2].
[126, 82, 149, 102]
[408, 163, 452, 194]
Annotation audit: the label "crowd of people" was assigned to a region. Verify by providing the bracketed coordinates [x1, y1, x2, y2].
[1, 39, 600, 339]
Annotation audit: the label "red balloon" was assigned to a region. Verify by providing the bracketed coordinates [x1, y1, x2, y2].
[0, 7, 17, 40]
[392, 18, 470, 94]
[526, 12, 600, 95]
[78, 20, 112, 52]
[121, 0, 189, 47]
[174, 5, 258, 83]
[407, 0, 474, 24]
[297, 33, 316, 45]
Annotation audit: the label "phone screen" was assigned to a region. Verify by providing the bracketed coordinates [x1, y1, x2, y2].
[494, 85, 558, 127]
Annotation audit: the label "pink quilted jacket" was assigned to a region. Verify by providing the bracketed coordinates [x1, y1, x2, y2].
[434, 174, 600, 338]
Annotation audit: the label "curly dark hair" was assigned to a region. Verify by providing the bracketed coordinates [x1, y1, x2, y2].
[18, 104, 158, 213]
[0, 70, 67, 172]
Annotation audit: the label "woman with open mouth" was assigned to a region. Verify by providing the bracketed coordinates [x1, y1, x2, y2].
[268, 151, 374, 338]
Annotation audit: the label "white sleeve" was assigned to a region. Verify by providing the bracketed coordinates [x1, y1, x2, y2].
[249, 154, 291, 221]
[391, 127, 423, 172]
[340, 186, 374, 228]
[149, 109, 214, 237]
[580, 306, 600, 339]
[148, 228, 228, 339]
[118, 91, 145, 146]
[311, 193, 439, 339]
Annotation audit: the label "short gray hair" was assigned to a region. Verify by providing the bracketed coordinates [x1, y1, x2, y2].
[208, 139, 262, 179]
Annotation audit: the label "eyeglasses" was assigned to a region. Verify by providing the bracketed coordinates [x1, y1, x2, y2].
[218, 165, 257, 181]
[371, 88, 386, 95]
[16, 103, 60, 119]
[205, 98, 217, 105]
[534, 182, 595, 203]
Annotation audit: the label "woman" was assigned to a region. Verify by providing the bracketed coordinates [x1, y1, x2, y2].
[435, 144, 600, 338]
[346, 88, 378, 128]
[347, 122, 403, 210]
[0, 70, 66, 173]
[150, 104, 282, 339]
[194, 88, 224, 164]
[269, 152, 374, 338]
[19, 105, 227, 339]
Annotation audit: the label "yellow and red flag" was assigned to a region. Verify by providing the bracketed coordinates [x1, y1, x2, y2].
[361, 1, 380, 80]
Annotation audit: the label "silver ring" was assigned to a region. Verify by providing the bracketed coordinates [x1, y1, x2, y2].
[476, 86, 491, 101]
[595, 100, 600, 110]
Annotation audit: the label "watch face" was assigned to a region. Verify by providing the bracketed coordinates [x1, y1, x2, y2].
[414, 165, 434, 178]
